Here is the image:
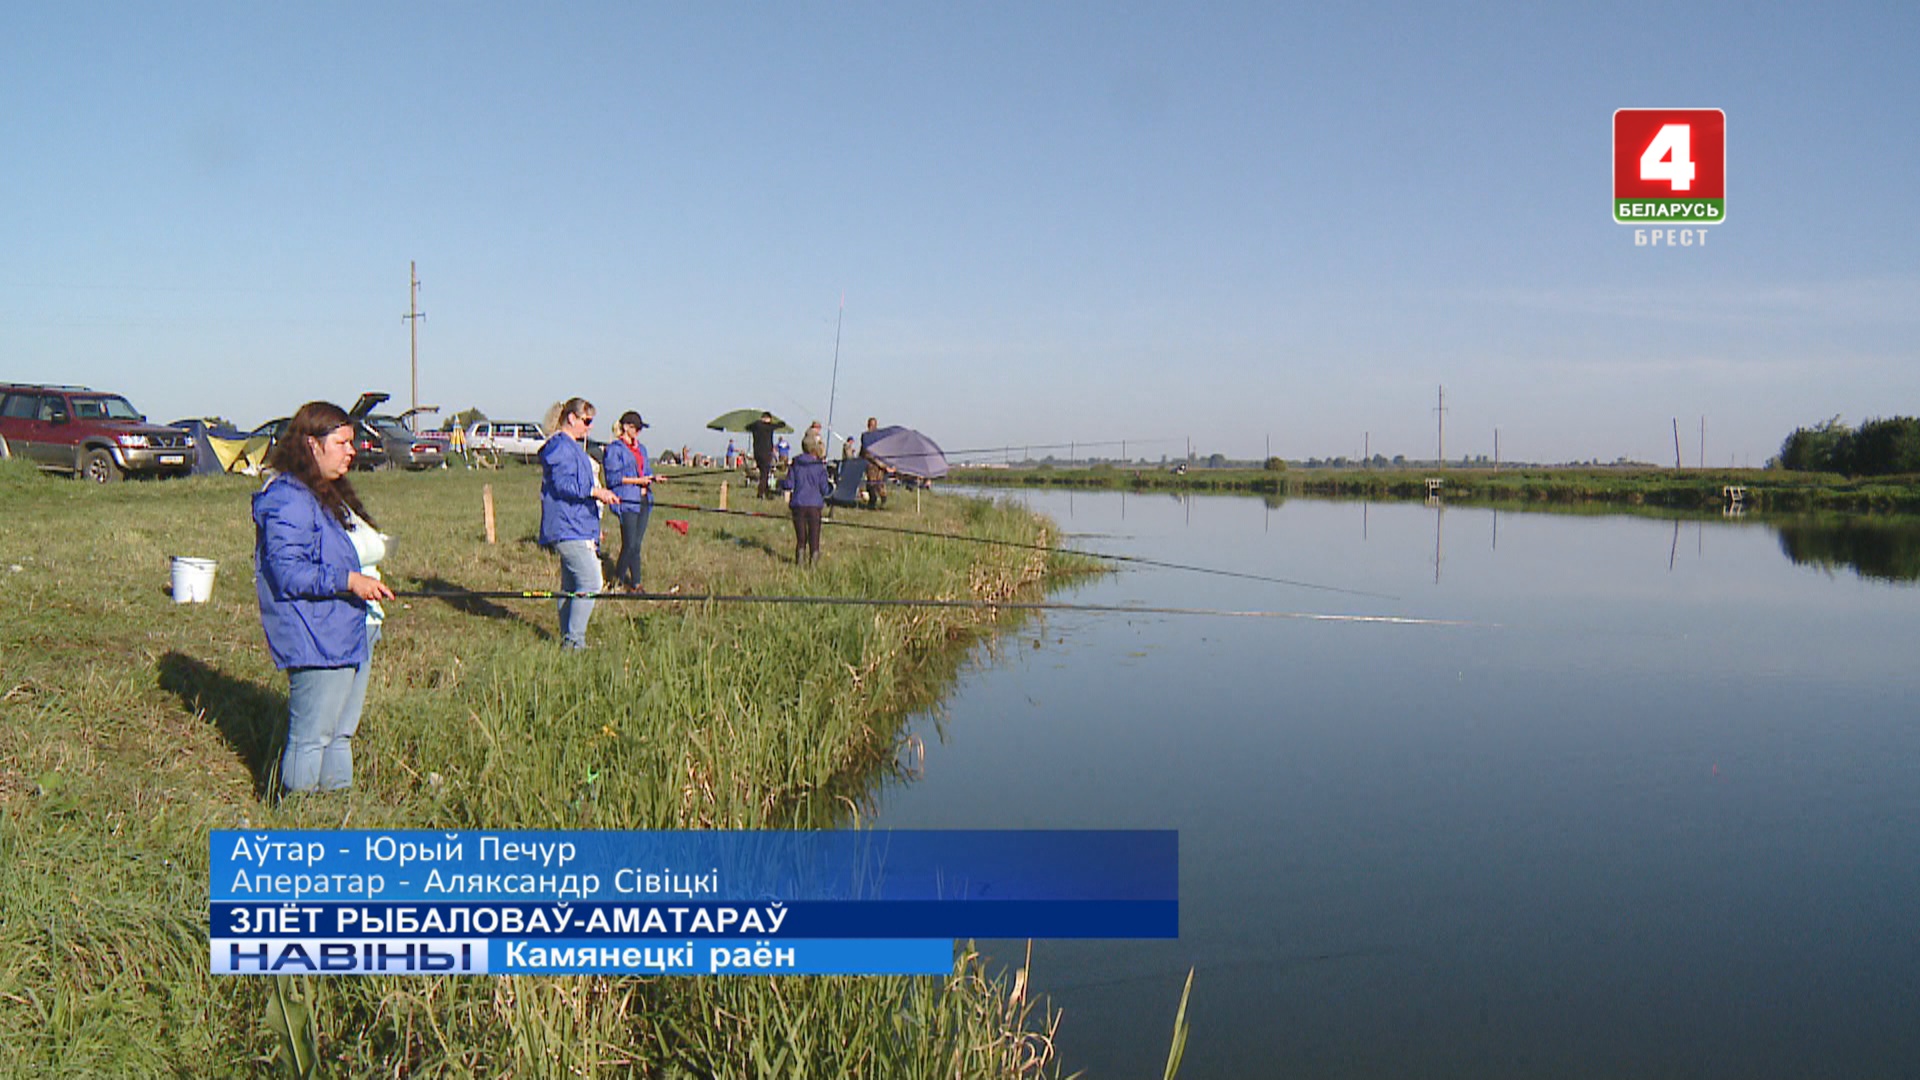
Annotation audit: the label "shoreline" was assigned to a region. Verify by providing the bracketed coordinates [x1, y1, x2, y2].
[0, 460, 1085, 1077]
[953, 464, 1920, 514]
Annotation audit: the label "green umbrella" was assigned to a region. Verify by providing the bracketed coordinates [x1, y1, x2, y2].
[707, 409, 791, 433]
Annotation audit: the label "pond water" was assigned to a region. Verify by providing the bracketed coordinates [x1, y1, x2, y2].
[875, 490, 1920, 1079]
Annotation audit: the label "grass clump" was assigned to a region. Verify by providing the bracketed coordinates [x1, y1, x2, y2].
[0, 464, 1083, 1077]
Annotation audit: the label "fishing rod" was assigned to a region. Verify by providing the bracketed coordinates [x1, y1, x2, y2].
[826, 290, 844, 436]
[660, 464, 830, 482]
[388, 588, 1469, 626]
[648, 499, 1396, 601]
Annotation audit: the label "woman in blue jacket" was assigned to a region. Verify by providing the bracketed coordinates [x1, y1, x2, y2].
[539, 397, 620, 649]
[602, 410, 657, 592]
[253, 401, 396, 793]
[780, 432, 834, 565]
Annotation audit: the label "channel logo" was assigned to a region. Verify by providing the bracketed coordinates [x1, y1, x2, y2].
[1613, 108, 1724, 226]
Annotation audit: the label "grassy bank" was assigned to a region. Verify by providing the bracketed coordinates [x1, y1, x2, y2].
[0, 458, 1091, 1077]
[956, 464, 1920, 513]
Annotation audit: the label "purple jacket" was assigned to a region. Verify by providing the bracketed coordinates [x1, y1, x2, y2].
[781, 453, 833, 508]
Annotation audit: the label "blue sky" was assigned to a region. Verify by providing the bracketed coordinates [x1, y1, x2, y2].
[4, 2, 1915, 465]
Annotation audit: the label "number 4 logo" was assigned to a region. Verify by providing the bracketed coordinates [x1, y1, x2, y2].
[1640, 124, 1696, 191]
[1614, 109, 1724, 224]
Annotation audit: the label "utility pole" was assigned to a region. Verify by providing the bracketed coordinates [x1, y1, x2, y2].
[1673, 418, 1682, 469]
[1699, 416, 1706, 468]
[1494, 427, 1500, 470]
[403, 261, 425, 429]
[1433, 385, 1447, 466]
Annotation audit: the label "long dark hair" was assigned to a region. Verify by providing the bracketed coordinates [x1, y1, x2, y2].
[266, 401, 376, 527]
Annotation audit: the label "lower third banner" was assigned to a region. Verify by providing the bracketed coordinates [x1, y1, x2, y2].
[212, 937, 956, 976]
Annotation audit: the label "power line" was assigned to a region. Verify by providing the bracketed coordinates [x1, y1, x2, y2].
[944, 437, 1187, 460]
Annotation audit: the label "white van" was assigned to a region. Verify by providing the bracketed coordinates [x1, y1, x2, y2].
[467, 420, 548, 462]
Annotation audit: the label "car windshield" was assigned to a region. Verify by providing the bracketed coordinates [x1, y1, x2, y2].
[73, 396, 143, 421]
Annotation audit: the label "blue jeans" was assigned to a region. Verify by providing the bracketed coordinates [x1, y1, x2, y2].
[555, 538, 602, 649]
[283, 624, 379, 792]
[613, 504, 651, 589]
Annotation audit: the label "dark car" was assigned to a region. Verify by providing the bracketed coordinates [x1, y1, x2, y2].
[362, 415, 445, 470]
[348, 392, 444, 470]
[0, 382, 195, 482]
[249, 415, 389, 471]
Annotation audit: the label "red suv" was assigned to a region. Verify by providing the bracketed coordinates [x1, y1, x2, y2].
[0, 383, 195, 482]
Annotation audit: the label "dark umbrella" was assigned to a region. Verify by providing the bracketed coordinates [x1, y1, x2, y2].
[707, 409, 791, 433]
[861, 426, 948, 479]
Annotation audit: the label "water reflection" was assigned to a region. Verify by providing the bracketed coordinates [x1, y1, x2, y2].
[1775, 516, 1920, 583]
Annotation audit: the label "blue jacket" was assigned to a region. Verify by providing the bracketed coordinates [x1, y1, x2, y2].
[781, 453, 833, 508]
[602, 438, 651, 513]
[253, 474, 368, 670]
[539, 433, 602, 545]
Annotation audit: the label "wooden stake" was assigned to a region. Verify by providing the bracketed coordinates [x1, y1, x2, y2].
[483, 483, 496, 544]
[719, 480, 729, 511]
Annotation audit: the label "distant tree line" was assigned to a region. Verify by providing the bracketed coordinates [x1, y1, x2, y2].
[1773, 416, 1920, 476]
[441, 407, 489, 432]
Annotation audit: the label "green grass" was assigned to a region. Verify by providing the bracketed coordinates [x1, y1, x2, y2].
[0, 457, 1095, 1077]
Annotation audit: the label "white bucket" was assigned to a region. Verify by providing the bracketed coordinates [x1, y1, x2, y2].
[170, 556, 217, 603]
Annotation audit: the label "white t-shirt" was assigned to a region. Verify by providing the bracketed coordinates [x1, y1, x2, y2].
[345, 511, 390, 626]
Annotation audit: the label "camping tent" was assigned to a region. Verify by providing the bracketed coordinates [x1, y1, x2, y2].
[168, 420, 257, 476]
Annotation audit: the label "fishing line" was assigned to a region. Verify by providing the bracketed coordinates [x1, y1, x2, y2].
[648, 500, 1396, 601]
[389, 588, 1473, 626]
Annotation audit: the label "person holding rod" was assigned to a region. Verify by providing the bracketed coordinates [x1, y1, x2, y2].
[602, 410, 660, 592]
[539, 397, 620, 650]
[252, 400, 396, 793]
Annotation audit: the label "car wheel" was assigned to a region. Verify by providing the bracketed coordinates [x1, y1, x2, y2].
[83, 447, 122, 483]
